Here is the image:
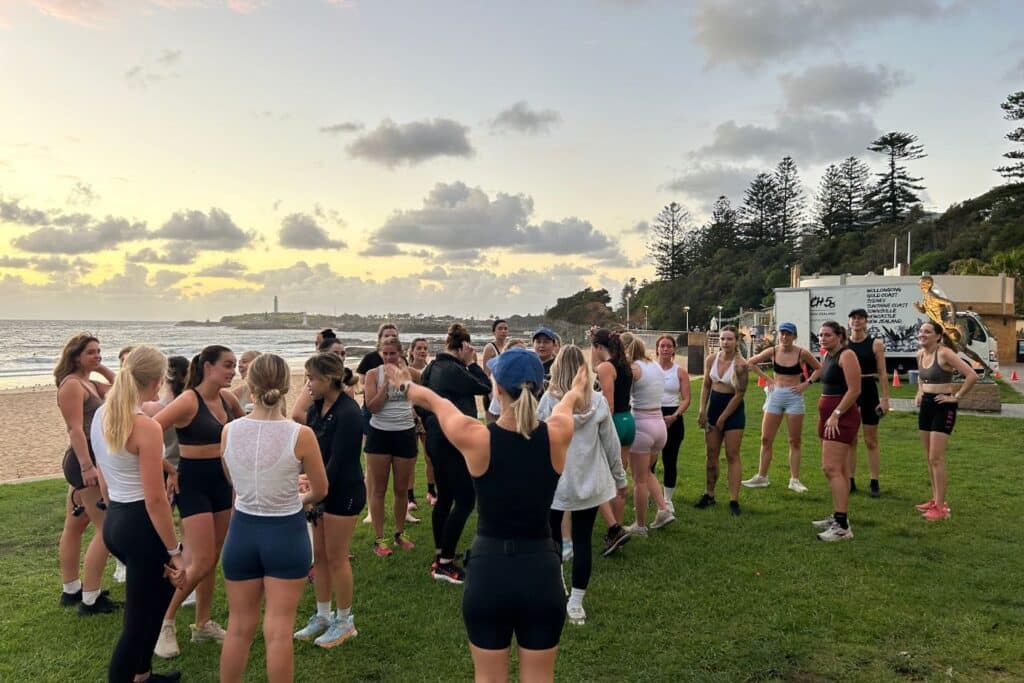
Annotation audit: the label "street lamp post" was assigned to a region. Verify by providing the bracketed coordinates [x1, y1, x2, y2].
[683, 305, 690, 332]
[625, 293, 631, 329]
[643, 305, 649, 331]
[717, 305, 723, 331]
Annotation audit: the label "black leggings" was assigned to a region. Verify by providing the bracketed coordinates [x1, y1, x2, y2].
[549, 507, 599, 590]
[102, 500, 176, 683]
[651, 407, 685, 488]
[426, 419, 476, 559]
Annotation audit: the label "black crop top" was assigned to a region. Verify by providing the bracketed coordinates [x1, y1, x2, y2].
[847, 336, 877, 375]
[821, 349, 854, 397]
[612, 365, 633, 413]
[176, 388, 234, 446]
[474, 422, 559, 540]
[772, 347, 803, 375]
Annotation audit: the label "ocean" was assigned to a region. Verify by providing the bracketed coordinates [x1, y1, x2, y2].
[0, 320, 447, 390]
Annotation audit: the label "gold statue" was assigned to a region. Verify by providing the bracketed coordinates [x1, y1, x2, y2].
[913, 275, 992, 377]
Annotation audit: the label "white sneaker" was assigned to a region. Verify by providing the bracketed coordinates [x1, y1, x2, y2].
[182, 589, 197, 606]
[665, 499, 675, 514]
[362, 512, 372, 524]
[788, 478, 808, 493]
[113, 560, 127, 584]
[405, 511, 420, 524]
[811, 515, 835, 528]
[624, 523, 648, 538]
[190, 619, 226, 644]
[817, 523, 853, 542]
[294, 614, 331, 641]
[567, 603, 586, 626]
[742, 474, 770, 488]
[154, 621, 180, 659]
[650, 508, 676, 529]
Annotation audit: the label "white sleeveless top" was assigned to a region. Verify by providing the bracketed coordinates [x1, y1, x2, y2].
[91, 404, 146, 504]
[631, 360, 664, 411]
[223, 418, 303, 516]
[368, 368, 416, 431]
[710, 353, 736, 385]
[661, 363, 681, 408]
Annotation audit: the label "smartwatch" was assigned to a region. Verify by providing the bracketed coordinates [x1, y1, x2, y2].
[167, 542, 183, 557]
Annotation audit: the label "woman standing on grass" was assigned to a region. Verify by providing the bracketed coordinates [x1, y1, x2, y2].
[539, 345, 626, 627]
[153, 346, 245, 658]
[385, 347, 585, 682]
[364, 336, 419, 556]
[94, 346, 185, 683]
[653, 334, 691, 512]
[218, 354, 328, 683]
[55, 332, 119, 614]
[742, 322, 820, 494]
[695, 326, 749, 516]
[811, 322, 861, 542]
[482, 320, 509, 424]
[913, 321, 978, 522]
[232, 351, 261, 413]
[846, 309, 890, 497]
[408, 338, 437, 507]
[293, 353, 364, 649]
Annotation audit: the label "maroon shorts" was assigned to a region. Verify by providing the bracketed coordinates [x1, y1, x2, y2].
[817, 395, 861, 445]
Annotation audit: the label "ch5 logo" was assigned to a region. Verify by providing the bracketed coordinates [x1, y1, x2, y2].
[810, 296, 836, 308]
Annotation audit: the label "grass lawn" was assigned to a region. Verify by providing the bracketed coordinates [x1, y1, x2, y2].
[1, 384, 1023, 682]
[886, 377, 1024, 404]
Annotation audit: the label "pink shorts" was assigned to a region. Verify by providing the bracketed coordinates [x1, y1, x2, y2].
[631, 409, 667, 455]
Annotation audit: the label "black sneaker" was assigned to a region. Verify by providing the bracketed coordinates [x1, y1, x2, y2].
[729, 500, 741, 516]
[78, 592, 121, 616]
[141, 673, 181, 683]
[694, 494, 716, 509]
[60, 589, 82, 607]
[849, 477, 857, 493]
[431, 562, 466, 585]
[601, 525, 631, 557]
[869, 479, 880, 498]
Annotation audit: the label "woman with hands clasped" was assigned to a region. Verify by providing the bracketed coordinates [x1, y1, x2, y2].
[913, 321, 977, 522]
[218, 353, 328, 683]
[93, 346, 185, 683]
[384, 348, 586, 683]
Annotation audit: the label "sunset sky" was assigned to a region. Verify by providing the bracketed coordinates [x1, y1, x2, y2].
[1, 0, 1021, 320]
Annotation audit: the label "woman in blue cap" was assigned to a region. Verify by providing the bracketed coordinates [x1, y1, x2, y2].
[384, 346, 587, 682]
[743, 322, 821, 493]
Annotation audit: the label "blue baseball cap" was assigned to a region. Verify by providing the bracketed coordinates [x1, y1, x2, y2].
[487, 346, 545, 392]
[532, 326, 558, 342]
[779, 322, 797, 335]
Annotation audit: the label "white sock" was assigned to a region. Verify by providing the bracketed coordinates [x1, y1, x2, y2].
[63, 579, 82, 594]
[568, 588, 586, 608]
[664, 486, 674, 501]
[316, 601, 332, 618]
[335, 607, 351, 622]
[163, 618, 175, 628]
[82, 589, 100, 606]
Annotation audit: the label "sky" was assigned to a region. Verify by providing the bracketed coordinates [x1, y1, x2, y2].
[0, 0, 1021, 321]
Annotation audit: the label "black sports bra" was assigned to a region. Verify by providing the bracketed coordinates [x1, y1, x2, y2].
[772, 347, 803, 376]
[176, 388, 233, 446]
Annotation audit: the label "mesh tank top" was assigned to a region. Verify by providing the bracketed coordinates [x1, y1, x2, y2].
[223, 418, 303, 516]
[631, 360, 664, 410]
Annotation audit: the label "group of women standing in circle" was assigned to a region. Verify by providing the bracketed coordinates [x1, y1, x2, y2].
[52, 305, 982, 681]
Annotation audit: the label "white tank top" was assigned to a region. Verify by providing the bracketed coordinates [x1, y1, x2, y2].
[710, 353, 736, 385]
[661, 363, 681, 407]
[223, 418, 303, 516]
[631, 360, 664, 411]
[368, 368, 416, 431]
[91, 404, 146, 504]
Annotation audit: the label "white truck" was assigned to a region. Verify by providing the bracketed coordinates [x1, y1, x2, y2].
[774, 282, 999, 374]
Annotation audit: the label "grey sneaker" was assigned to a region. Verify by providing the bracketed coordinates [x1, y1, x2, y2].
[788, 478, 809, 493]
[315, 616, 358, 649]
[190, 620, 226, 644]
[567, 603, 586, 626]
[742, 474, 770, 488]
[154, 621, 180, 659]
[811, 515, 836, 529]
[294, 614, 331, 641]
[817, 524, 854, 542]
[625, 523, 648, 538]
[650, 508, 676, 530]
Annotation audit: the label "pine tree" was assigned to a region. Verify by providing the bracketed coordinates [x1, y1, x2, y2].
[739, 173, 778, 246]
[772, 156, 805, 244]
[704, 195, 739, 256]
[865, 132, 926, 222]
[996, 91, 1024, 181]
[814, 163, 844, 238]
[838, 156, 871, 232]
[648, 202, 690, 280]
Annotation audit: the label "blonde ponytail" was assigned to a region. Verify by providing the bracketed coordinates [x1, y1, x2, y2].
[103, 346, 166, 452]
[511, 383, 540, 439]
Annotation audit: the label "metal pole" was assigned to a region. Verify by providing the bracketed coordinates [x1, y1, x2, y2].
[626, 295, 630, 328]
[893, 237, 897, 267]
[907, 231, 911, 267]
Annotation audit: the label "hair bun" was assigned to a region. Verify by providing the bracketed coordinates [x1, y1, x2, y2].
[261, 388, 282, 405]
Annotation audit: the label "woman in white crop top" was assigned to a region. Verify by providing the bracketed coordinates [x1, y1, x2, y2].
[94, 345, 185, 683]
[218, 354, 327, 683]
[654, 335, 691, 512]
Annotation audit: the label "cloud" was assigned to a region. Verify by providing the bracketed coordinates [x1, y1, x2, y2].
[693, 0, 950, 69]
[278, 213, 346, 249]
[23, 1, 268, 26]
[664, 164, 759, 210]
[319, 121, 363, 134]
[1008, 56, 1024, 80]
[359, 243, 406, 257]
[491, 101, 561, 135]
[125, 48, 182, 88]
[626, 221, 649, 235]
[0, 256, 31, 268]
[779, 63, 908, 111]
[152, 207, 253, 249]
[151, 269, 188, 288]
[0, 254, 91, 274]
[368, 181, 626, 261]
[66, 181, 100, 206]
[347, 118, 474, 168]
[126, 245, 197, 265]
[0, 197, 50, 226]
[12, 216, 149, 254]
[197, 259, 247, 278]
[695, 111, 879, 164]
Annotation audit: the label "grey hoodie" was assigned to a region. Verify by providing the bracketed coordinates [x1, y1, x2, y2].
[537, 391, 627, 511]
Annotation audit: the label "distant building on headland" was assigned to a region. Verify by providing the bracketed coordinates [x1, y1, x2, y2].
[274, 296, 279, 314]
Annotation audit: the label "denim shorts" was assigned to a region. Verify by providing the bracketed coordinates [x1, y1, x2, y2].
[763, 386, 806, 415]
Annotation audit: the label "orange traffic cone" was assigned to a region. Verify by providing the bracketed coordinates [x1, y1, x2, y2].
[1011, 370, 1019, 381]
[892, 372, 901, 388]
[757, 375, 766, 387]
[995, 371, 1002, 379]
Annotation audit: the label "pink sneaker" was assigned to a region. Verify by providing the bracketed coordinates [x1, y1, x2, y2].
[426, 492, 438, 506]
[923, 505, 951, 521]
[915, 499, 935, 512]
[373, 540, 393, 557]
[393, 532, 416, 550]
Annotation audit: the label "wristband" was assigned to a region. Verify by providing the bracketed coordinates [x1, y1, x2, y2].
[167, 542, 183, 557]
[80, 463, 94, 472]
